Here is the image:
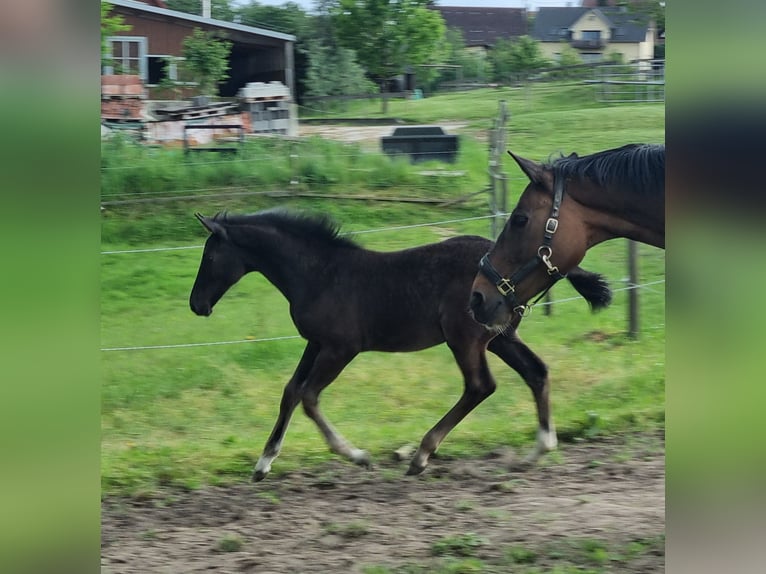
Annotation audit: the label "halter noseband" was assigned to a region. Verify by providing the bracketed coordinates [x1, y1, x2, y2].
[479, 175, 567, 317]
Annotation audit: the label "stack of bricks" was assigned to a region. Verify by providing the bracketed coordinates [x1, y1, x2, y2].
[101, 75, 146, 121]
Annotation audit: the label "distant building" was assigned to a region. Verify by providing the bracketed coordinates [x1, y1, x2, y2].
[430, 6, 528, 50]
[103, 0, 296, 99]
[532, 6, 654, 64]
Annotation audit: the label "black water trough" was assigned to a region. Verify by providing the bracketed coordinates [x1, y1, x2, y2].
[381, 126, 459, 163]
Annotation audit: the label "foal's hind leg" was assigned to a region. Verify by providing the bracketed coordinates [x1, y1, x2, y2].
[254, 342, 320, 481]
[407, 339, 496, 476]
[487, 332, 557, 469]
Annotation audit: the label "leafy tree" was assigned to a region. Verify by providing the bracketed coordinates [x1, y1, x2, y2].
[332, 0, 447, 88]
[101, 1, 131, 67]
[235, 1, 324, 102]
[606, 50, 625, 64]
[236, 1, 311, 34]
[304, 40, 376, 101]
[618, 0, 665, 32]
[488, 38, 515, 83]
[181, 28, 233, 96]
[164, 0, 236, 21]
[552, 44, 585, 79]
[488, 36, 549, 83]
[507, 36, 550, 77]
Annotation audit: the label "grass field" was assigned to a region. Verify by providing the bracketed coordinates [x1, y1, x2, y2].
[101, 83, 664, 497]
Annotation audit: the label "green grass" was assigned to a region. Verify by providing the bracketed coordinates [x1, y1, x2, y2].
[360, 535, 664, 573]
[101, 84, 664, 497]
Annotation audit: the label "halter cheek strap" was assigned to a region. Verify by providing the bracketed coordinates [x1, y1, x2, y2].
[479, 174, 567, 316]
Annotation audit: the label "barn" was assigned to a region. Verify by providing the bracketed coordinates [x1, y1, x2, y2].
[103, 0, 296, 99]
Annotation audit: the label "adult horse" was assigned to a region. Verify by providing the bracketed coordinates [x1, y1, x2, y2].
[470, 143, 664, 329]
[189, 208, 611, 480]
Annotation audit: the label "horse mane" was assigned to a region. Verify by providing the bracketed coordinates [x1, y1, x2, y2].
[547, 143, 665, 197]
[210, 208, 361, 249]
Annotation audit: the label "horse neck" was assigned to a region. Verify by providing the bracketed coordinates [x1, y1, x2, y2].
[232, 226, 334, 301]
[567, 182, 665, 249]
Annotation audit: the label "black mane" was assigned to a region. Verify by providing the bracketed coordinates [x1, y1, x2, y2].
[211, 208, 360, 249]
[547, 143, 665, 197]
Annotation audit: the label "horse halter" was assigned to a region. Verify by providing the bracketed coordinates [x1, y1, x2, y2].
[479, 175, 567, 317]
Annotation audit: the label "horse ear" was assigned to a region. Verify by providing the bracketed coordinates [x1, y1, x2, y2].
[195, 213, 228, 240]
[507, 151, 551, 187]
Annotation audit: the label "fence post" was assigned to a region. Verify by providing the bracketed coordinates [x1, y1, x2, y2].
[627, 239, 639, 338]
[488, 100, 508, 239]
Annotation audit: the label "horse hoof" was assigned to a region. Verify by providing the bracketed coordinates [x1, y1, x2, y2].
[252, 469, 268, 482]
[351, 449, 372, 469]
[405, 462, 426, 476]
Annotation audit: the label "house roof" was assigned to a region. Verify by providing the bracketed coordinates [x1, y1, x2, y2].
[532, 7, 650, 43]
[431, 6, 527, 47]
[109, 0, 296, 42]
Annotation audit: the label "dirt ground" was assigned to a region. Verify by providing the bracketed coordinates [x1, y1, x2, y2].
[101, 433, 664, 573]
[298, 122, 470, 148]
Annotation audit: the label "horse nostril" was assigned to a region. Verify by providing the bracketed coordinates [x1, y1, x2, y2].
[469, 291, 485, 311]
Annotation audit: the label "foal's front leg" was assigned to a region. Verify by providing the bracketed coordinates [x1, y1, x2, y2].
[253, 342, 319, 481]
[300, 347, 370, 468]
[254, 343, 367, 481]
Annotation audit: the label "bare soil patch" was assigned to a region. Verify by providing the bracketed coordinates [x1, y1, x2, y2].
[298, 122, 469, 148]
[102, 433, 664, 573]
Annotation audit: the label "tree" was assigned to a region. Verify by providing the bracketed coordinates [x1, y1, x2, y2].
[181, 28, 233, 96]
[303, 41, 376, 102]
[236, 1, 311, 35]
[507, 36, 550, 77]
[619, 0, 665, 32]
[164, 0, 236, 21]
[237, 1, 315, 101]
[488, 38, 515, 83]
[101, 1, 131, 68]
[332, 0, 447, 88]
[489, 36, 549, 83]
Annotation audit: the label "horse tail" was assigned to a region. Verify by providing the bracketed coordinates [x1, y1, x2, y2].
[566, 267, 612, 312]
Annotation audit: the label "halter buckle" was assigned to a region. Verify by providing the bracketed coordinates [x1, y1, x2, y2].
[545, 217, 558, 235]
[497, 279, 515, 296]
[514, 305, 531, 317]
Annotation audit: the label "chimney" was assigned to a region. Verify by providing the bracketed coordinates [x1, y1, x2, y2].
[202, 0, 211, 18]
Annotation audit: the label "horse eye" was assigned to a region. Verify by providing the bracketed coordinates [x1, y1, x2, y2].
[510, 213, 528, 228]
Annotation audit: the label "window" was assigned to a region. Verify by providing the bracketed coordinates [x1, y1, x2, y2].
[581, 30, 602, 41]
[103, 36, 147, 79]
[145, 56, 196, 87]
[147, 55, 182, 86]
[581, 52, 603, 63]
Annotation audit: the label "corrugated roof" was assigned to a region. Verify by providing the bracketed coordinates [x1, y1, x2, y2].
[109, 0, 296, 42]
[432, 6, 527, 47]
[532, 7, 650, 44]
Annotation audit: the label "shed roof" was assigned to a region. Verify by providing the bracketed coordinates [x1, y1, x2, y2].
[109, 0, 296, 42]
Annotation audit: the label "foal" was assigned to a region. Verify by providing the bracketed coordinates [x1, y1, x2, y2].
[189, 209, 611, 480]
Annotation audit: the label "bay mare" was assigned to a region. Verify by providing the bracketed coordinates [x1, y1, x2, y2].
[471, 144, 664, 329]
[190, 209, 611, 480]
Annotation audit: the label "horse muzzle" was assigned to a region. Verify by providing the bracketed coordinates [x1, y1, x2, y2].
[190, 300, 212, 317]
[469, 289, 511, 328]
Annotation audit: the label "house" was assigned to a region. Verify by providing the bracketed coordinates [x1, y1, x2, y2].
[531, 6, 654, 64]
[103, 0, 296, 99]
[430, 6, 528, 50]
